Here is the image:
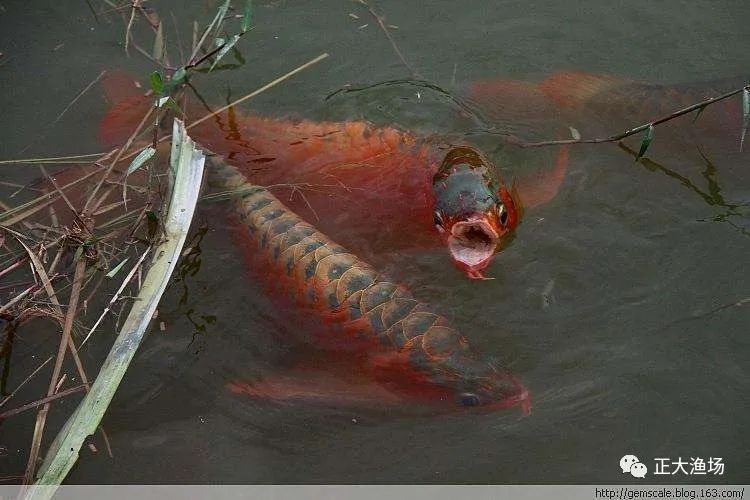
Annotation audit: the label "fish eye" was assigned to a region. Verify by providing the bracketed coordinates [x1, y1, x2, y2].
[433, 211, 445, 230]
[460, 393, 481, 407]
[498, 205, 508, 226]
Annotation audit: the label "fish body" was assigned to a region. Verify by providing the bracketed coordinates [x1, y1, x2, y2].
[213, 158, 530, 412]
[100, 75, 560, 278]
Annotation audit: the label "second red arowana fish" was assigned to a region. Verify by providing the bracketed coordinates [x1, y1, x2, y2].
[212, 157, 530, 412]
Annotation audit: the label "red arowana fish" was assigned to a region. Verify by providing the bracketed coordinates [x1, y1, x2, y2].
[99, 71, 569, 279]
[211, 157, 530, 412]
[468, 70, 746, 143]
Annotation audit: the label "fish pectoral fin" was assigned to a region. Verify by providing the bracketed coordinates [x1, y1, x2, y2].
[515, 145, 570, 209]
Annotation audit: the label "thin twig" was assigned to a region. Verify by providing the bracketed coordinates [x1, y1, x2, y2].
[124, 1, 138, 56]
[184, 30, 248, 70]
[80, 245, 151, 348]
[0, 162, 108, 228]
[83, 106, 155, 215]
[0, 152, 109, 165]
[116, 52, 330, 165]
[84, 0, 99, 23]
[171, 11, 185, 63]
[0, 356, 54, 408]
[0, 256, 30, 280]
[186, 53, 330, 131]
[0, 385, 86, 421]
[0, 284, 36, 316]
[186, 3, 226, 65]
[357, 0, 418, 78]
[52, 70, 107, 125]
[132, 41, 177, 70]
[512, 84, 750, 148]
[37, 166, 76, 217]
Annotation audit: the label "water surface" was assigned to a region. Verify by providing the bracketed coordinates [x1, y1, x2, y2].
[0, 0, 748, 484]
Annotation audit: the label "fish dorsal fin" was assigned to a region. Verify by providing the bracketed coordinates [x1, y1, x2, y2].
[98, 70, 152, 147]
[101, 69, 144, 104]
[99, 94, 152, 146]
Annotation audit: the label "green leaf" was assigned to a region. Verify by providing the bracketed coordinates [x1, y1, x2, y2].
[149, 71, 165, 94]
[165, 68, 189, 94]
[740, 88, 749, 151]
[127, 147, 156, 176]
[154, 96, 182, 114]
[165, 97, 183, 115]
[241, 0, 253, 32]
[172, 67, 188, 86]
[209, 34, 241, 72]
[106, 258, 130, 278]
[212, 0, 231, 39]
[692, 104, 707, 124]
[156, 96, 182, 115]
[635, 124, 654, 161]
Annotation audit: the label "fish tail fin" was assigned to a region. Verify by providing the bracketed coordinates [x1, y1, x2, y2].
[538, 70, 624, 109]
[466, 78, 556, 123]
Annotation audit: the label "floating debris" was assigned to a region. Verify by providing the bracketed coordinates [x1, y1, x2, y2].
[541, 279, 555, 309]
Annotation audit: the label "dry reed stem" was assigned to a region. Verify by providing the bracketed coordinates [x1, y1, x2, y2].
[0, 153, 108, 165]
[0, 385, 86, 421]
[22, 258, 88, 484]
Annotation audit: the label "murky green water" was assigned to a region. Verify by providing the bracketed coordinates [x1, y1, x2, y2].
[1, 0, 749, 484]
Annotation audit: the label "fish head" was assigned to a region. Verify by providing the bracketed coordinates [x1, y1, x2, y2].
[432, 147, 519, 279]
[455, 367, 530, 414]
[444, 351, 530, 414]
[406, 327, 530, 414]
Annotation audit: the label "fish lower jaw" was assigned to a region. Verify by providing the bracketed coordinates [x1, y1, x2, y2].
[447, 219, 498, 272]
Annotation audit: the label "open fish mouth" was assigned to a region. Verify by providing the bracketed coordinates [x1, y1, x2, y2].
[447, 217, 499, 270]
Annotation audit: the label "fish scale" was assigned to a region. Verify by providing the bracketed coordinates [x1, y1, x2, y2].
[213, 159, 470, 350]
